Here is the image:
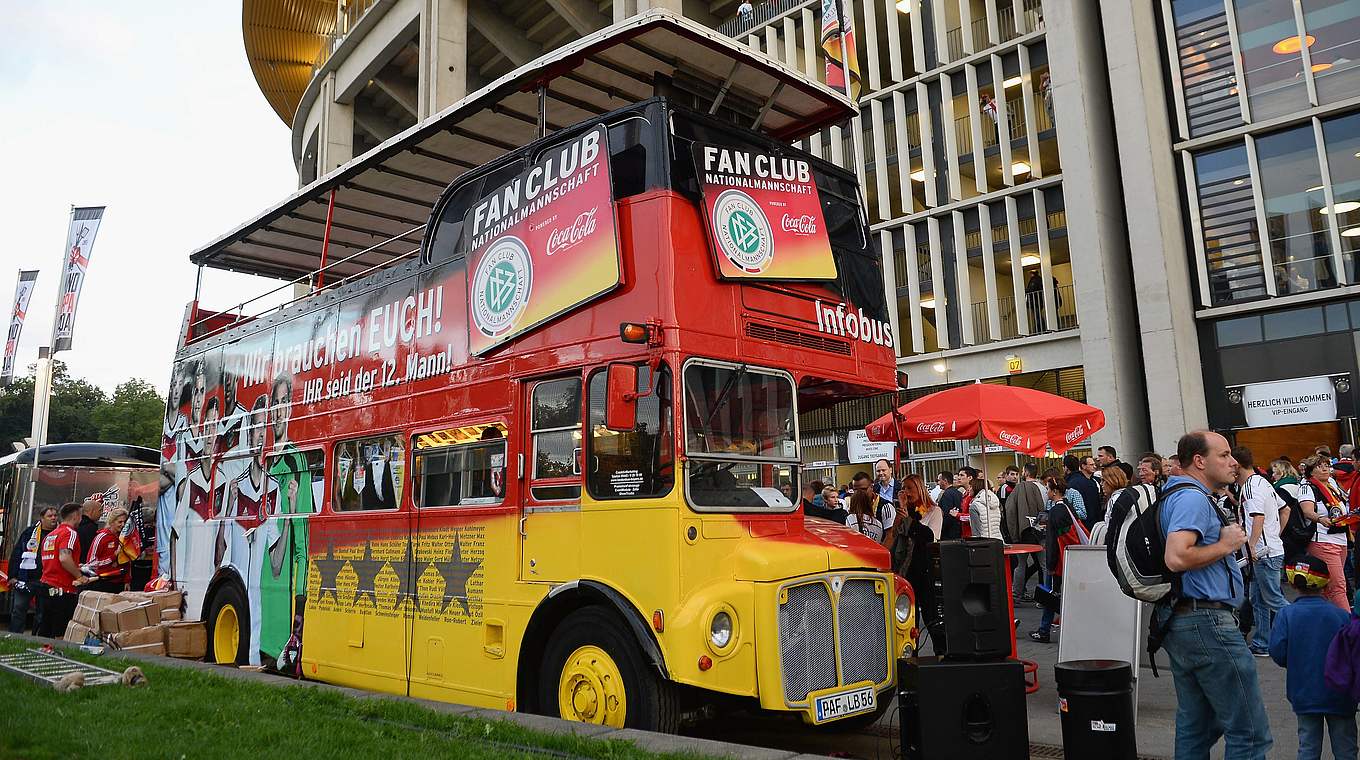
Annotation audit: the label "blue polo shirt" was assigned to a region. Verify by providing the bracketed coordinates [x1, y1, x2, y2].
[1159, 475, 1243, 605]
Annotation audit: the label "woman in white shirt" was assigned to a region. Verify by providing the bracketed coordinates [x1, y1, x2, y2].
[845, 491, 886, 543]
[968, 478, 1002, 540]
[1297, 456, 1351, 610]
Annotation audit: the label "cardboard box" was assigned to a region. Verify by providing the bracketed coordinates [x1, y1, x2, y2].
[148, 590, 183, 615]
[160, 608, 182, 622]
[63, 620, 94, 644]
[166, 622, 207, 659]
[109, 625, 166, 650]
[120, 641, 166, 657]
[99, 601, 154, 633]
[73, 592, 120, 630]
[117, 591, 151, 602]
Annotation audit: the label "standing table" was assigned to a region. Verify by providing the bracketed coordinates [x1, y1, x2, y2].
[1005, 543, 1044, 693]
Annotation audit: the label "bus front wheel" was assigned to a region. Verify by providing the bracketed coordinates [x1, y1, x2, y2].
[539, 606, 678, 733]
[207, 582, 250, 666]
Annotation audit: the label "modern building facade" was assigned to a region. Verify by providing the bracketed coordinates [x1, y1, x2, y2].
[1106, 0, 1360, 462]
[243, 0, 1360, 480]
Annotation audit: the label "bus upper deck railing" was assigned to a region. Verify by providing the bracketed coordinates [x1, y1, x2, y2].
[186, 223, 425, 346]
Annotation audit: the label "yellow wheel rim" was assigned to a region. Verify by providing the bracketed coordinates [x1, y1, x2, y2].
[214, 603, 240, 664]
[558, 645, 627, 727]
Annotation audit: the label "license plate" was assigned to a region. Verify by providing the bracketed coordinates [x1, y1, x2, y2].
[811, 684, 876, 724]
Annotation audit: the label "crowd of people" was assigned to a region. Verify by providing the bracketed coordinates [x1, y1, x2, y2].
[7, 494, 137, 638]
[800, 435, 1360, 760]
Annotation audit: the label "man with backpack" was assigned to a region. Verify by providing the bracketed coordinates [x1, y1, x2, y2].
[1157, 431, 1271, 758]
[1234, 445, 1289, 657]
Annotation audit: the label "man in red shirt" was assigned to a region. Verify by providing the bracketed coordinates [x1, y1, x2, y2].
[37, 503, 92, 637]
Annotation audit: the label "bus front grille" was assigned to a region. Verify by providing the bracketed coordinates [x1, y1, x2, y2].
[778, 582, 837, 703]
[837, 579, 889, 687]
[778, 576, 889, 704]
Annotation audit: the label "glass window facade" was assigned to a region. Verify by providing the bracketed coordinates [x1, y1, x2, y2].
[1233, 0, 1310, 122]
[1255, 126, 1337, 295]
[1301, 0, 1360, 105]
[1193, 144, 1267, 304]
[1169, 0, 1244, 137]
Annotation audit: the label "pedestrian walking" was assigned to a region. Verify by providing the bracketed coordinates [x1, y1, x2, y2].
[1066, 454, 1101, 525]
[6, 506, 57, 634]
[850, 471, 896, 546]
[929, 471, 950, 504]
[1156, 431, 1271, 759]
[1234, 446, 1289, 656]
[1271, 555, 1357, 760]
[1008, 463, 1047, 599]
[1029, 478, 1088, 643]
[737, 0, 753, 22]
[845, 490, 886, 543]
[1299, 456, 1352, 610]
[873, 458, 900, 503]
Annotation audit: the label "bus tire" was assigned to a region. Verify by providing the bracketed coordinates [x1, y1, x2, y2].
[539, 606, 679, 733]
[206, 582, 250, 666]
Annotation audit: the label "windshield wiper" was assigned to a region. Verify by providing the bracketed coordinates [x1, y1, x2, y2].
[704, 364, 748, 433]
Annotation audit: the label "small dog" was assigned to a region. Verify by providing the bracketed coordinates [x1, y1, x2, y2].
[121, 666, 147, 687]
[54, 672, 85, 692]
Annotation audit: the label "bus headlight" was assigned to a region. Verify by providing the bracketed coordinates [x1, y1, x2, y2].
[710, 611, 733, 650]
[895, 595, 912, 625]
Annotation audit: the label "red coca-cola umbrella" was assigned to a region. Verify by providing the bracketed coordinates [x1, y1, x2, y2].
[864, 382, 1105, 457]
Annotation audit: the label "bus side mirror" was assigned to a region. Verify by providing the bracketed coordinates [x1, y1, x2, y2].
[605, 363, 638, 432]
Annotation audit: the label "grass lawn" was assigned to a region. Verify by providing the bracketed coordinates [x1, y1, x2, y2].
[0, 638, 707, 760]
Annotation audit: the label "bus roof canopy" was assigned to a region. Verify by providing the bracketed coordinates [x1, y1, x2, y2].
[0, 443, 161, 469]
[191, 9, 855, 283]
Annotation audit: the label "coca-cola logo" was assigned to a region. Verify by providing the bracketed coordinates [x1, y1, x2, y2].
[1064, 424, 1087, 444]
[545, 208, 599, 256]
[998, 431, 1023, 446]
[780, 213, 818, 235]
[916, 421, 946, 434]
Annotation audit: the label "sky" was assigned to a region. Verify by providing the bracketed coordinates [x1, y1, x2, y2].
[1, 3, 299, 395]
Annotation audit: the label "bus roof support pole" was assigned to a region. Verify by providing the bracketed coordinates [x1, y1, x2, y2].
[710, 60, 741, 115]
[752, 82, 784, 131]
[317, 188, 336, 290]
[537, 85, 549, 139]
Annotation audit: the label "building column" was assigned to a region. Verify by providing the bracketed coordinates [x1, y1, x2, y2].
[420, 0, 469, 119]
[1043, 0, 1150, 455]
[1099, 0, 1209, 451]
[317, 73, 354, 174]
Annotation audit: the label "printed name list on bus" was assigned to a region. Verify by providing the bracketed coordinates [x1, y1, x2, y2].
[694, 143, 838, 281]
[463, 124, 622, 356]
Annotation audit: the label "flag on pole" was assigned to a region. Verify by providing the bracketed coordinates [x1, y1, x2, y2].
[1, 270, 38, 387]
[52, 206, 105, 352]
[820, 0, 862, 100]
[116, 501, 145, 565]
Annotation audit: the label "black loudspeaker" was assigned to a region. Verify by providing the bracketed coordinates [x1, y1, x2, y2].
[898, 656, 1029, 760]
[931, 538, 1010, 659]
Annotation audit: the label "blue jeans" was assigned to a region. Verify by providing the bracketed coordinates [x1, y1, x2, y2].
[1249, 555, 1286, 650]
[1158, 606, 1273, 760]
[1038, 576, 1061, 634]
[7, 583, 37, 634]
[1297, 713, 1358, 760]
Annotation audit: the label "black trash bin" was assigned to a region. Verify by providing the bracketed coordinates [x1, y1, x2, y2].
[1054, 659, 1136, 760]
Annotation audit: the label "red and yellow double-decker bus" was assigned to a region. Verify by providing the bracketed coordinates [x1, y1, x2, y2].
[163, 11, 910, 731]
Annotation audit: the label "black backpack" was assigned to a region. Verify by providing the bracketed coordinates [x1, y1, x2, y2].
[1276, 484, 1313, 560]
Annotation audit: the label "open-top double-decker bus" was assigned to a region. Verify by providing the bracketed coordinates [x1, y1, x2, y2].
[164, 10, 910, 731]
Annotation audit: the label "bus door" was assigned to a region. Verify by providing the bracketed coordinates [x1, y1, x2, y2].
[309, 432, 409, 694]
[407, 422, 513, 707]
[519, 375, 584, 583]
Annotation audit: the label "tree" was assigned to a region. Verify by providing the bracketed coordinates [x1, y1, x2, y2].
[1, 361, 163, 451]
[93, 379, 163, 450]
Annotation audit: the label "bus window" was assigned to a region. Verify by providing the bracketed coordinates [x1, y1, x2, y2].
[333, 435, 405, 511]
[682, 362, 799, 512]
[529, 378, 582, 501]
[267, 449, 325, 515]
[586, 363, 674, 500]
[425, 158, 526, 265]
[412, 425, 506, 508]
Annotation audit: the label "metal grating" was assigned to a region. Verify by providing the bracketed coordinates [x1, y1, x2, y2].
[779, 582, 837, 702]
[837, 579, 888, 686]
[745, 321, 852, 356]
[0, 648, 124, 688]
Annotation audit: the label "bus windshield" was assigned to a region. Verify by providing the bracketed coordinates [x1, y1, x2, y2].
[683, 362, 798, 512]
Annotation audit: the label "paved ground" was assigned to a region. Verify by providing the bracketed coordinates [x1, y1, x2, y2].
[688, 604, 1327, 760]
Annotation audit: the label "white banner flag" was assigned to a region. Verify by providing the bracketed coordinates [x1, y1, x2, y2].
[2, 269, 39, 386]
[52, 206, 105, 352]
